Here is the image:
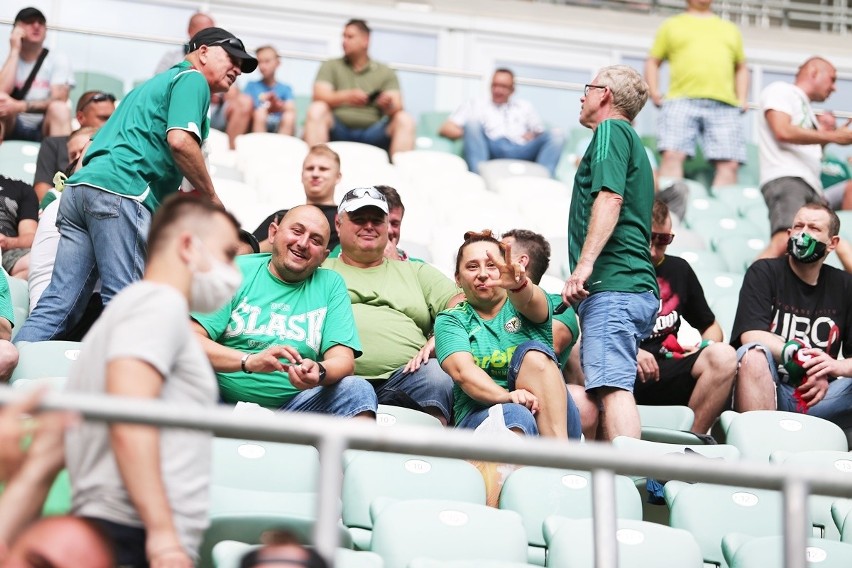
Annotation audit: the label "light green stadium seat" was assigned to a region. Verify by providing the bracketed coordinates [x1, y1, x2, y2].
[714, 234, 766, 273]
[833, 500, 852, 542]
[719, 410, 848, 462]
[415, 111, 462, 156]
[341, 452, 485, 550]
[375, 404, 442, 428]
[665, 481, 794, 568]
[69, 70, 125, 110]
[682, 195, 729, 227]
[543, 517, 703, 568]
[836, 211, 852, 243]
[688, 216, 764, 251]
[741, 202, 771, 235]
[6, 275, 29, 338]
[498, 466, 642, 565]
[369, 499, 528, 568]
[770, 450, 852, 540]
[637, 405, 708, 445]
[410, 560, 537, 568]
[0, 140, 40, 184]
[9, 340, 81, 385]
[665, 249, 727, 272]
[711, 183, 763, 215]
[711, 293, 740, 343]
[736, 142, 761, 187]
[693, 270, 744, 306]
[722, 532, 852, 568]
[211, 540, 383, 568]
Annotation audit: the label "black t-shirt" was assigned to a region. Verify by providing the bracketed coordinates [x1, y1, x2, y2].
[731, 258, 852, 365]
[33, 135, 70, 187]
[252, 204, 340, 251]
[0, 175, 39, 237]
[642, 254, 716, 356]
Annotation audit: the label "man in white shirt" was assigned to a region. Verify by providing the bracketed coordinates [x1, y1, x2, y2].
[757, 56, 852, 260]
[439, 68, 564, 177]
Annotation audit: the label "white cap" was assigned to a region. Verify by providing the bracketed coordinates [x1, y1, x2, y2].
[337, 187, 389, 215]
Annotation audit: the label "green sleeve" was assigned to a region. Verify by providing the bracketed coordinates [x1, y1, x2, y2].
[383, 67, 401, 92]
[0, 272, 14, 326]
[315, 60, 336, 86]
[167, 69, 210, 140]
[434, 307, 471, 364]
[191, 294, 236, 342]
[416, 263, 460, 319]
[591, 121, 630, 198]
[319, 271, 363, 358]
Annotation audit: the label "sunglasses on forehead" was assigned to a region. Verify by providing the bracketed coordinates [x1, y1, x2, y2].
[651, 232, 675, 246]
[209, 37, 246, 51]
[342, 187, 387, 201]
[79, 92, 116, 111]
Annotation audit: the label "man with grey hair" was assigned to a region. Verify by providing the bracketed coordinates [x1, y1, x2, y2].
[562, 65, 659, 440]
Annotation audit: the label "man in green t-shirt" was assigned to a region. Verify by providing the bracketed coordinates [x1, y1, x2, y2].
[192, 205, 376, 417]
[324, 187, 461, 425]
[15, 27, 258, 346]
[303, 19, 414, 156]
[563, 65, 660, 441]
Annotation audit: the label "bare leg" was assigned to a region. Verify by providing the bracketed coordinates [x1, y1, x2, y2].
[733, 347, 777, 412]
[841, 180, 852, 211]
[568, 384, 599, 440]
[687, 343, 736, 434]
[252, 107, 269, 133]
[387, 111, 415, 157]
[43, 100, 71, 137]
[563, 343, 585, 386]
[423, 407, 447, 427]
[10, 255, 29, 280]
[712, 160, 739, 187]
[598, 387, 641, 440]
[225, 92, 252, 149]
[515, 350, 568, 438]
[658, 150, 687, 181]
[303, 101, 333, 146]
[279, 107, 296, 137]
[834, 238, 852, 272]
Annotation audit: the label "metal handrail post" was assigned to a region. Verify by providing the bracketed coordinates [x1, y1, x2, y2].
[783, 477, 810, 568]
[592, 468, 618, 568]
[315, 433, 347, 565]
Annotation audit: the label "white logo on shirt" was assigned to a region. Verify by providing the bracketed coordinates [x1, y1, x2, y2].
[225, 300, 327, 353]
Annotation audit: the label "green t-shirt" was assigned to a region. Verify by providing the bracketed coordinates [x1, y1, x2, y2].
[327, 244, 423, 263]
[0, 271, 14, 327]
[435, 298, 553, 424]
[649, 13, 745, 107]
[192, 254, 361, 408]
[323, 257, 458, 378]
[821, 155, 851, 189]
[67, 61, 210, 212]
[315, 58, 400, 129]
[568, 119, 659, 297]
[549, 293, 579, 367]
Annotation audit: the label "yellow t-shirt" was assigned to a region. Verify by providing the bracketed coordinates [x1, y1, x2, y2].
[649, 13, 745, 107]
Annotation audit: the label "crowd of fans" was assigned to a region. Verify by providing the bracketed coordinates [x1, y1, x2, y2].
[1, 1, 852, 566]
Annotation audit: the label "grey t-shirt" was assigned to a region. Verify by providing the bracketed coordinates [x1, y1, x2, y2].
[65, 281, 217, 558]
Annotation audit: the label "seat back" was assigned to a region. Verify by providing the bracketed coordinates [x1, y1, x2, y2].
[720, 410, 848, 462]
[722, 532, 852, 568]
[9, 340, 82, 384]
[375, 404, 443, 428]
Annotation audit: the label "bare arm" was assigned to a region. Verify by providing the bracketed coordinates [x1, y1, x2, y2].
[552, 320, 575, 355]
[166, 129, 222, 207]
[313, 81, 368, 109]
[375, 90, 403, 117]
[766, 109, 852, 146]
[107, 358, 192, 566]
[442, 351, 515, 405]
[644, 57, 664, 108]
[0, 26, 24, 95]
[734, 61, 749, 112]
[439, 120, 463, 140]
[6, 219, 37, 249]
[700, 321, 724, 343]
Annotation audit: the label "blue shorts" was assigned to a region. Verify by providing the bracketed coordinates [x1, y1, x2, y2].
[658, 98, 746, 163]
[10, 114, 44, 142]
[578, 291, 658, 393]
[736, 342, 852, 428]
[456, 340, 582, 439]
[330, 117, 391, 150]
[280, 375, 377, 418]
[370, 359, 454, 423]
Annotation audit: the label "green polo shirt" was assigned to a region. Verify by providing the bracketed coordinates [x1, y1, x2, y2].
[315, 57, 400, 129]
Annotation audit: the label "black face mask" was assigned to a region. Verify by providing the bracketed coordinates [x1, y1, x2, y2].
[787, 232, 827, 264]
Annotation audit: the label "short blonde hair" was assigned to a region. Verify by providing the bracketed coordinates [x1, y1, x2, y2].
[596, 65, 649, 121]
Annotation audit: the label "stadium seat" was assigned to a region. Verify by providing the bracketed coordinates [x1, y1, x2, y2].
[735, 142, 761, 187]
[636, 405, 708, 444]
[0, 140, 39, 183]
[665, 481, 792, 568]
[711, 184, 763, 214]
[833, 500, 852, 541]
[336, 163, 406, 199]
[9, 340, 81, 386]
[722, 532, 852, 568]
[369, 498, 528, 568]
[479, 159, 550, 192]
[491, 175, 569, 200]
[392, 150, 468, 180]
[710, 293, 740, 343]
[234, 133, 308, 186]
[719, 410, 848, 462]
[341, 451, 486, 550]
[69, 70, 125, 109]
[770, 450, 852, 539]
[206, 128, 238, 169]
[666, 227, 709, 251]
[692, 270, 744, 306]
[210, 178, 268, 230]
[836, 211, 852, 243]
[665, 249, 727, 273]
[411, 561, 536, 568]
[328, 141, 390, 171]
[714, 234, 765, 273]
[376, 404, 443, 428]
[211, 540, 383, 568]
[543, 517, 703, 568]
[6, 275, 29, 337]
[688, 216, 764, 250]
[498, 466, 642, 564]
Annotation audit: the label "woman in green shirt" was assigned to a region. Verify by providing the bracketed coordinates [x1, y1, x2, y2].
[435, 231, 581, 439]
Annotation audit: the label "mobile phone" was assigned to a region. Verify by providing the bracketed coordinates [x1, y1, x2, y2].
[367, 90, 382, 103]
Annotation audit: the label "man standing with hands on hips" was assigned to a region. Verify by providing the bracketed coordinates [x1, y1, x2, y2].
[562, 65, 659, 441]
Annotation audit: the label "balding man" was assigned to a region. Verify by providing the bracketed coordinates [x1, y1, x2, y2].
[15, 27, 257, 344]
[757, 56, 852, 261]
[193, 205, 377, 418]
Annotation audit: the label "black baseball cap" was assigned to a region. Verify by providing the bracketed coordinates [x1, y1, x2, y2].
[15, 7, 46, 23]
[187, 27, 257, 73]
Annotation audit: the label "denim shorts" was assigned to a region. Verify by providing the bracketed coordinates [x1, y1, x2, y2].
[456, 340, 582, 439]
[658, 98, 746, 162]
[330, 117, 391, 150]
[736, 341, 852, 428]
[10, 113, 44, 142]
[578, 291, 658, 393]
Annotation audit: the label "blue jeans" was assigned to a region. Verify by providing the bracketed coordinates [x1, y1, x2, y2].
[462, 121, 565, 177]
[736, 342, 852, 429]
[14, 185, 149, 343]
[369, 359, 454, 423]
[578, 291, 658, 393]
[281, 375, 378, 417]
[456, 340, 582, 439]
[330, 117, 391, 151]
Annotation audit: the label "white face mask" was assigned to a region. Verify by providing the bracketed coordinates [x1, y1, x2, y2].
[189, 239, 242, 313]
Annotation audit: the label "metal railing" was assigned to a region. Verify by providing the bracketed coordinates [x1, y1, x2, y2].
[2, 386, 852, 568]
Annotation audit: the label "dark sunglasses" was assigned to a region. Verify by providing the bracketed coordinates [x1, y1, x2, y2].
[651, 232, 675, 246]
[79, 92, 116, 111]
[209, 37, 247, 51]
[342, 187, 387, 202]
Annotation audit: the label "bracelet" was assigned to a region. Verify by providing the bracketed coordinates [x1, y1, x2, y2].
[240, 353, 252, 374]
[509, 278, 529, 294]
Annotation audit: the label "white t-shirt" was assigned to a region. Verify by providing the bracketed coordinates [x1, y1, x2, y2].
[758, 81, 822, 191]
[14, 51, 74, 130]
[65, 281, 217, 559]
[27, 198, 59, 311]
[449, 97, 544, 145]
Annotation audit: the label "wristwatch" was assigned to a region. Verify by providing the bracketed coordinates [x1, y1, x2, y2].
[317, 363, 327, 384]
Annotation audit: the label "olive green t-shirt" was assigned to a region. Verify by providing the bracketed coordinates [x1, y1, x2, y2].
[567, 119, 658, 297]
[315, 58, 400, 129]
